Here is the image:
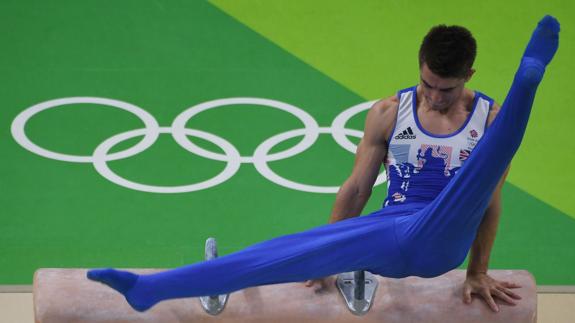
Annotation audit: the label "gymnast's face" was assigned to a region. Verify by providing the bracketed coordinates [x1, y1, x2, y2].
[419, 63, 474, 112]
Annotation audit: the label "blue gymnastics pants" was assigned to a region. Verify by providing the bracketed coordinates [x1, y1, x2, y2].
[87, 16, 560, 312]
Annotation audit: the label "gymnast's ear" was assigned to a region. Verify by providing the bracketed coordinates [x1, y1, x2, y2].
[464, 68, 476, 82]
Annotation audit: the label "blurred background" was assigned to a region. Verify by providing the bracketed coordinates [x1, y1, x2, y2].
[1, 0, 573, 290]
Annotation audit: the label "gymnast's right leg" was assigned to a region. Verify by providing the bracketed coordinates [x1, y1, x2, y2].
[86, 208, 407, 312]
[395, 15, 560, 277]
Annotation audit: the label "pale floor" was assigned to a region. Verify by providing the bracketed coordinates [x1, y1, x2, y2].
[1, 293, 574, 323]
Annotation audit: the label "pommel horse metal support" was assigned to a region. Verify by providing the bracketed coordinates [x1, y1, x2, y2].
[199, 238, 229, 315]
[336, 269, 378, 315]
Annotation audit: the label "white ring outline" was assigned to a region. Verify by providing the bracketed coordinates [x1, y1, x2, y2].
[11, 97, 160, 163]
[253, 127, 387, 193]
[93, 127, 241, 193]
[172, 97, 320, 163]
[11, 96, 388, 194]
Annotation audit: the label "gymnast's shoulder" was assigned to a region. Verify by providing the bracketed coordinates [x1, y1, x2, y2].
[365, 95, 399, 129]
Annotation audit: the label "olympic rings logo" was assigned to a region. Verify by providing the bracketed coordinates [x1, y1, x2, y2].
[11, 97, 387, 194]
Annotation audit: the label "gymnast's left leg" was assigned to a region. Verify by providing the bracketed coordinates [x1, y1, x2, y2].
[87, 209, 408, 312]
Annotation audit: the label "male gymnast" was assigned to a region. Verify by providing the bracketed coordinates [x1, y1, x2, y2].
[307, 20, 513, 313]
[87, 15, 560, 314]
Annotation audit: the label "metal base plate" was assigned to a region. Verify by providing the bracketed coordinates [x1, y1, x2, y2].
[200, 294, 229, 315]
[336, 271, 379, 316]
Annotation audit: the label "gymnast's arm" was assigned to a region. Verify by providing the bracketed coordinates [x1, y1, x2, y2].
[463, 102, 522, 312]
[328, 96, 398, 223]
[466, 102, 505, 275]
[304, 96, 397, 289]
[466, 167, 509, 277]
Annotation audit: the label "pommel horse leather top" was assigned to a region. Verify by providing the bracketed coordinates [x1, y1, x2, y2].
[33, 268, 536, 323]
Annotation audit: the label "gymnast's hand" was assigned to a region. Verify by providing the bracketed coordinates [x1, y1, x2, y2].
[462, 272, 522, 312]
[304, 276, 336, 293]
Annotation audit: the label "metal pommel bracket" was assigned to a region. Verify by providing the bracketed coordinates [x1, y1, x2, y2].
[336, 270, 379, 315]
[199, 237, 229, 315]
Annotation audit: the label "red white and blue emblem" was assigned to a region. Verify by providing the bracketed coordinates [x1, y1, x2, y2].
[391, 192, 406, 203]
[418, 144, 453, 168]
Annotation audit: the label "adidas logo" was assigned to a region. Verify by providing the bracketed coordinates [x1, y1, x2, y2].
[395, 127, 417, 140]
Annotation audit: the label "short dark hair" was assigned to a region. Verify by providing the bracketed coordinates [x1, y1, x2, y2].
[418, 25, 477, 78]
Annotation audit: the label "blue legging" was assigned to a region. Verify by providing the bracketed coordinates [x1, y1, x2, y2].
[87, 16, 560, 312]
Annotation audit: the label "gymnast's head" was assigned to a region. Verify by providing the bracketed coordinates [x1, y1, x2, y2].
[418, 24, 477, 111]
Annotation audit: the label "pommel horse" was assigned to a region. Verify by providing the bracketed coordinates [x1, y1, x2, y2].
[33, 238, 537, 322]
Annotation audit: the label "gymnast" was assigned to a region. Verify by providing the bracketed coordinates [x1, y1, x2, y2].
[87, 15, 560, 314]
